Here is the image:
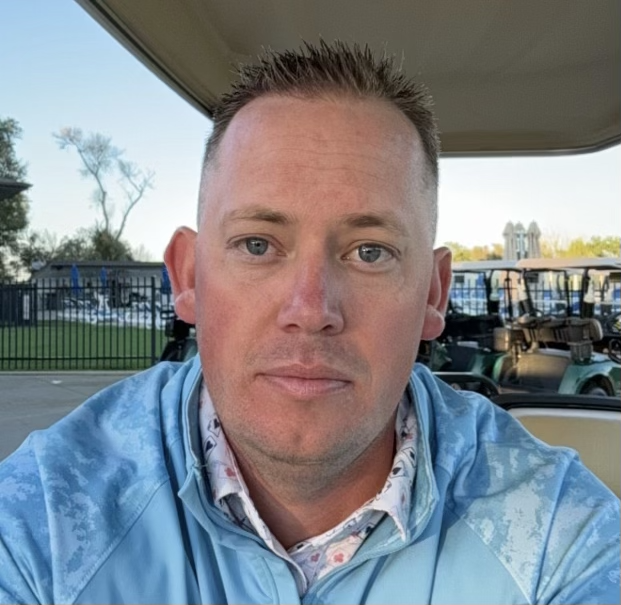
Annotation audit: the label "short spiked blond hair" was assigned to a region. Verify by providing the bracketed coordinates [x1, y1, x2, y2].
[201, 40, 440, 230]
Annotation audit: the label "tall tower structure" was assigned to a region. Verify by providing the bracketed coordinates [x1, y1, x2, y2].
[503, 220, 541, 260]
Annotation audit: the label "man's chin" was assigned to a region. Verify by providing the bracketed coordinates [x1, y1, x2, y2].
[240, 429, 356, 469]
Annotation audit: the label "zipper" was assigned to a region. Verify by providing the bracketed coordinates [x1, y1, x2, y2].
[301, 535, 406, 604]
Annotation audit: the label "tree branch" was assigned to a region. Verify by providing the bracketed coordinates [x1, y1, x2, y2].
[115, 160, 154, 240]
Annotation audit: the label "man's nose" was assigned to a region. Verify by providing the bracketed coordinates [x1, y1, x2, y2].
[276, 256, 345, 335]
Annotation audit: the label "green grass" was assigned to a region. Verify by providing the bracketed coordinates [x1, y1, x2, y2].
[0, 321, 168, 371]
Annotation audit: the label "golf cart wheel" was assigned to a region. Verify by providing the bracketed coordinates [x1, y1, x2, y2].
[580, 381, 611, 397]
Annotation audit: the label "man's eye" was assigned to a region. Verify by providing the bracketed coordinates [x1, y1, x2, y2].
[356, 244, 391, 263]
[244, 238, 269, 256]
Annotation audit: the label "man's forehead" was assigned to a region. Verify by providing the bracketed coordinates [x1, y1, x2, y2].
[218, 94, 423, 159]
[198, 94, 434, 232]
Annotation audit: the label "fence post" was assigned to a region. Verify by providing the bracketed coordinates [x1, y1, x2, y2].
[150, 277, 157, 365]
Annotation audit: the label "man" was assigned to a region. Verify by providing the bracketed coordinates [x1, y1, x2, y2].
[0, 41, 619, 604]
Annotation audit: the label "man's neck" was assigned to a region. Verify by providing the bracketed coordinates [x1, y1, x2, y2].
[228, 422, 396, 549]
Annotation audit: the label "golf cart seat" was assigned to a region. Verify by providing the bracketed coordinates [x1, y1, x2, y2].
[566, 317, 604, 343]
[493, 393, 621, 496]
[517, 316, 604, 360]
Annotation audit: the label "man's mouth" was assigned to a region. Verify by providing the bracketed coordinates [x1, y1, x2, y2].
[258, 364, 352, 398]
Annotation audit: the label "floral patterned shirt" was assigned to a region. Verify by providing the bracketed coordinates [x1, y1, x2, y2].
[199, 384, 418, 595]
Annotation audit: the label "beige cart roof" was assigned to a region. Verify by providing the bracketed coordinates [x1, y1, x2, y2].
[75, 0, 620, 156]
[452, 260, 520, 273]
[518, 258, 621, 271]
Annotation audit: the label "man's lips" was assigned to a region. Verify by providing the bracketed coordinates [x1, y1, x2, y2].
[257, 364, 352, 398]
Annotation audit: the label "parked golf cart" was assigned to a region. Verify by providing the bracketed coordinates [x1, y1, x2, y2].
[485, 258, 621, 396]
[603, 312, 621, 364]
[435, 261, 519, 376]
[517, 257, 621, 364]
[159, 310, 198, 362]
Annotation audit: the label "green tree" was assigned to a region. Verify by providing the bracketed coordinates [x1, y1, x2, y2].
[445, 241, 472, 261]
[568, 235, 620, 258]
[489, 243, 504, 260]
[541, 234, 620, 258]
[540, 233, 569, 258]
[16, 230, 59, 271]
[55, 231, 96, 261]
[18, 227, 134, 273]
[0, 118, 29, 279]
[444, 241, 504, 261]
[90, 228, 133, 261]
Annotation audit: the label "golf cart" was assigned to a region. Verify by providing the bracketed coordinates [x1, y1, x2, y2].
[517, 257, 621, 363]
[159, 310, 197, 362]
[481, 257, 621, 396]
[73, 1, 619, 155]
[437, 260, 520, 376]
[73, 0, 621, 494]
[434, 258, 621, 396]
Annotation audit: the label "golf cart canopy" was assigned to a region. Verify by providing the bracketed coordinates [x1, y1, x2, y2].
[452, 260, 519, 273]
[74, 0, 620, 156]
[518, 258, 621, 271]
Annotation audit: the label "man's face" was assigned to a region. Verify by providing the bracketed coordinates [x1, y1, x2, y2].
[167, 95, 450, 471]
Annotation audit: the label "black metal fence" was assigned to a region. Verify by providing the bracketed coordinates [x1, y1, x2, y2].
[2, 275, 619, 371]
[0, 278, 171, 370]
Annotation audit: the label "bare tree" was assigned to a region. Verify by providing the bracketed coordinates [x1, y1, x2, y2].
[54, 127, 154, 241]
[540, 232, 570, 258]
[131, 243, 155, 262]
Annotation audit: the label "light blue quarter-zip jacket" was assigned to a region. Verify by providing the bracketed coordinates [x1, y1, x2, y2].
[0, 357, 619, 604]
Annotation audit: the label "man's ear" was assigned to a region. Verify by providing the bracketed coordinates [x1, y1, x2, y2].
[164, 227, 197, 325]
[421, 246, 452, 341]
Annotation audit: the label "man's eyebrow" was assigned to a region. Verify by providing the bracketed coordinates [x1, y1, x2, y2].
[221, 207, 407, 236]
[342, 212, 407, 237]
[222, 206, 293, 226]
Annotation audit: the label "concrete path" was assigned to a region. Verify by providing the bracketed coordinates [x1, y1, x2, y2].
[0, 372, 135, 461]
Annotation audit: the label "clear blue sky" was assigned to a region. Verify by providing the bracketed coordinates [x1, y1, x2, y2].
[1, 0, 619, 260]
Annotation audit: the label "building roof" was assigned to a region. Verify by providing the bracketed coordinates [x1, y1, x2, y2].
[0, 177, 30, 201]
[32, 260, 166, 281]
[43, 260, 164, 269]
